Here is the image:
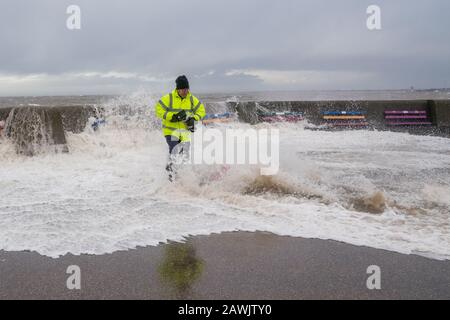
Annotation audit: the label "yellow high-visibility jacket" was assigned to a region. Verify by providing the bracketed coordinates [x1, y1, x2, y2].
[155, 90, 206, 142]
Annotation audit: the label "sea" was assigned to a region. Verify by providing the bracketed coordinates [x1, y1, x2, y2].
[0, 89, 449, 259]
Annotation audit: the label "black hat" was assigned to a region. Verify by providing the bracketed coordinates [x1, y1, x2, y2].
[176, 75, 190, 90]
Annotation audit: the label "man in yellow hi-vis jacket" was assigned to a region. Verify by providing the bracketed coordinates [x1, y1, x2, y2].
[155, 75, 206, 181]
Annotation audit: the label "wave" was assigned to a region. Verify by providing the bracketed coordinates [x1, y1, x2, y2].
[1, 90, 449, 259]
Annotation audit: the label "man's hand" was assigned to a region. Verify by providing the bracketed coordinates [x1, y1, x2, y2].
[186, 117, 196, 132]
[171, 110, 187, 122]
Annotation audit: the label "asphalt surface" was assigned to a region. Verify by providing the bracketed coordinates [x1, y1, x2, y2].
[1, 232, 449, 300]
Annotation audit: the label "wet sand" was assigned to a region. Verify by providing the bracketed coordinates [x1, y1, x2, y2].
[0, 232, 449, 300]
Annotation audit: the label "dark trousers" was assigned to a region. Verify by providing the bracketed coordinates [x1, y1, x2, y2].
[164, 136, 190, 181]
[165, 136, 190, 155]
[165, 135, 181, 154]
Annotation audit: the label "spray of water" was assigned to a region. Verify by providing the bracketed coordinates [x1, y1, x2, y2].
[1, 90, 449, 259]
[4, 107, 68, 156]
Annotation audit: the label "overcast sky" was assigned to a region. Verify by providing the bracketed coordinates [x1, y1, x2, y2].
[0, 0, 449, 96]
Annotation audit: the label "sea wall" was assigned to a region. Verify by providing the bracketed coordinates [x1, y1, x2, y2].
[230, 99, 450, 137]
[0, 105, 98, 155]
[0, 105, 98, 134]
[1, 100, 449, 155]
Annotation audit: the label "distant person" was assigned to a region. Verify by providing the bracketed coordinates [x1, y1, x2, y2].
[91, 117, 106, 131]
[155, 75, 206, 181]
[0, 120, 5, 137]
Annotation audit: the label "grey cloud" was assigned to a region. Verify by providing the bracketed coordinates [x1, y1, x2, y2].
[0, 0, 449, 95]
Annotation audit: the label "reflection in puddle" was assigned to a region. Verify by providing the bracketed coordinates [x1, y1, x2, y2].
[158, 242, 204, 299]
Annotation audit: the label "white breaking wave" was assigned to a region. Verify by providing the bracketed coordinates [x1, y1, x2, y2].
[0, 94, 450, 259]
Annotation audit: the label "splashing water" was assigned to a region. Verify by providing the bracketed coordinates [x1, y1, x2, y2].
[1, 91, 450, 259]
[4, 107, 68, 156]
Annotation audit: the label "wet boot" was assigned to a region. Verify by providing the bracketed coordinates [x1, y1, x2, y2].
[166, 162, 177, 182]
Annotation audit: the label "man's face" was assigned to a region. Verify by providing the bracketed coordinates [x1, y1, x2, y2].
[177, 89, 189, 98]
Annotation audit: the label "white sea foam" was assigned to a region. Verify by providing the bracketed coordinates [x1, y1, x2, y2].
[1, 94, 449, 259]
